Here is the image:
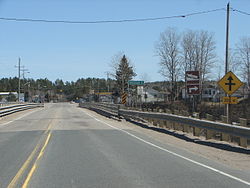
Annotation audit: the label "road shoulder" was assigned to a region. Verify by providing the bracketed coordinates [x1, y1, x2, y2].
[80, 107, 250, 172]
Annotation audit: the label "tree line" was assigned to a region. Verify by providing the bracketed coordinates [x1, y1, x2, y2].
[0, 77, 117, 101]
[0, 54, 136, 102]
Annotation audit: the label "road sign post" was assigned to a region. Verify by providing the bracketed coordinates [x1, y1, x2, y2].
[218, 71, 243, 123]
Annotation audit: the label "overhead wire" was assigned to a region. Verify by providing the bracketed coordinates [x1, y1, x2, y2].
[231, 8, 250, 16]
[0, 8, 225, 24]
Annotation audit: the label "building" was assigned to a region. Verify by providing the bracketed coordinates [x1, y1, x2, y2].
[140, 88, 165, 103]
[0, 92, 24, 102]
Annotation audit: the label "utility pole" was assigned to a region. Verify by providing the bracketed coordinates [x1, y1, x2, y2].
[106, 72, 110, 92]
[225, 2, 230, 123]
[15, 58, 26, 102]
[15, 58, 21, 102]
[21, 67, 29, 79]
[21, 67, 30, 102]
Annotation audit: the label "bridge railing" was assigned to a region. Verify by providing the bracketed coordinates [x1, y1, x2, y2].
[0, 103, 44, 117]
[79, 102, 250, 148]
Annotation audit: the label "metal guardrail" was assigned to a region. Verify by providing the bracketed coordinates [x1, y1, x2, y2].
[120, 109, 250, 139]
[79, 102, 119, 117]
[80, 102, 250, 139]
[0, 103, 44, 117]
[79, 102, 250, 148]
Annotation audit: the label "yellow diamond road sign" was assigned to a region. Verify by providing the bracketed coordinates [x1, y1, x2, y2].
[218, 71, 243, 95]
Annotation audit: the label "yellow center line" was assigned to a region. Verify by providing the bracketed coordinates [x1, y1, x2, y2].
[7, 119, 54, 188]
[38, 133, 51, 160]
[7, 141, 40, 188]
[21, 164, 37, 188]
[22, 132, 52, 188]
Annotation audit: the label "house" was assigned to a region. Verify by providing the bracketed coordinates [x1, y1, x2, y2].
[181, 84, 222, 102]
[0, 92, 24, 102]
[139, 88, 165, 103]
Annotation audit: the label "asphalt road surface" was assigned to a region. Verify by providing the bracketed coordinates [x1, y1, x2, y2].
[0, 103, 249, 188]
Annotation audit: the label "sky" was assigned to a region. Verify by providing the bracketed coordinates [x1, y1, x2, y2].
[0, 0, 249, 82]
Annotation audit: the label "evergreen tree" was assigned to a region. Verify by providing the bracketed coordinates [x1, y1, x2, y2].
[115, 55, 136, 94]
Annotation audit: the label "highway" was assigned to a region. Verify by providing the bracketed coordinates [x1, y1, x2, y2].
[0, 103, 249, 188]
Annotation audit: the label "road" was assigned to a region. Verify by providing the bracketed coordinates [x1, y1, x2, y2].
[0, 103, 249, 188]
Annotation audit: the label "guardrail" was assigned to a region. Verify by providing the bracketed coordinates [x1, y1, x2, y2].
[79, 102, 250, 148]
[0, 103, 44, 117]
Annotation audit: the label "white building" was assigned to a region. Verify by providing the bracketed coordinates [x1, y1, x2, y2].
[0, 92, 24, 102]
[139, 88, 165, 103]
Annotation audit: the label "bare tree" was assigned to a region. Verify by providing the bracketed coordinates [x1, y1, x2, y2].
[199, 31, 216, 82]
[215, 49, 239, 81]
[228, 48, 240, 73]
[181, 30, 197, 75]
[181, 30, 216, 83]
[155, 28, 181, 101]
[236, 37, 250, 90]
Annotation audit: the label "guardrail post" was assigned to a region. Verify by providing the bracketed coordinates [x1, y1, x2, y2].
[239, 118, 248, 148]
[162, 120, 168, 129]
[157, 109, 164, 128]
[146, 109, 153, 123]
[181, 110, 189, 132]
[193, 127, 201, 136]
[173, 110, 180, 130]
[117, 105, 121, 118]
[206, 114, 215, 140]
[192, 112, 201, 136]
[153, 119, 158, 126]
[159, 120, 164, 128]
[164, 109, 173, 129]
[221, 115, 230, 142]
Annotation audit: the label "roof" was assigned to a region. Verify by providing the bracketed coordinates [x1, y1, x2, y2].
[0, 92, 18, 95]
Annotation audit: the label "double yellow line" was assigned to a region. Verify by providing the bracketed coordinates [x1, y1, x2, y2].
[22, 132, 51, 188]
[7, 121, 53, 188]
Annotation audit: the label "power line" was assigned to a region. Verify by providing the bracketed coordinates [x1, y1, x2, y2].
[231, 8, 250, 16]
[0, 8, 225, 24]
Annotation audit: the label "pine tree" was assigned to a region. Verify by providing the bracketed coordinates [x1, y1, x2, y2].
[115, 55, 136, 94]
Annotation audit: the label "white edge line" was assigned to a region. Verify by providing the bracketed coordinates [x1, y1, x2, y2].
[83, 110, 250, 186]
[0, 108, 42, 127]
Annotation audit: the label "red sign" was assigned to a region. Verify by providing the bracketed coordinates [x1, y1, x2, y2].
[186, 71, 200, 95]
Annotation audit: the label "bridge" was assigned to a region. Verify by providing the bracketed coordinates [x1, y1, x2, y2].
[0, 103, 249, 188]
